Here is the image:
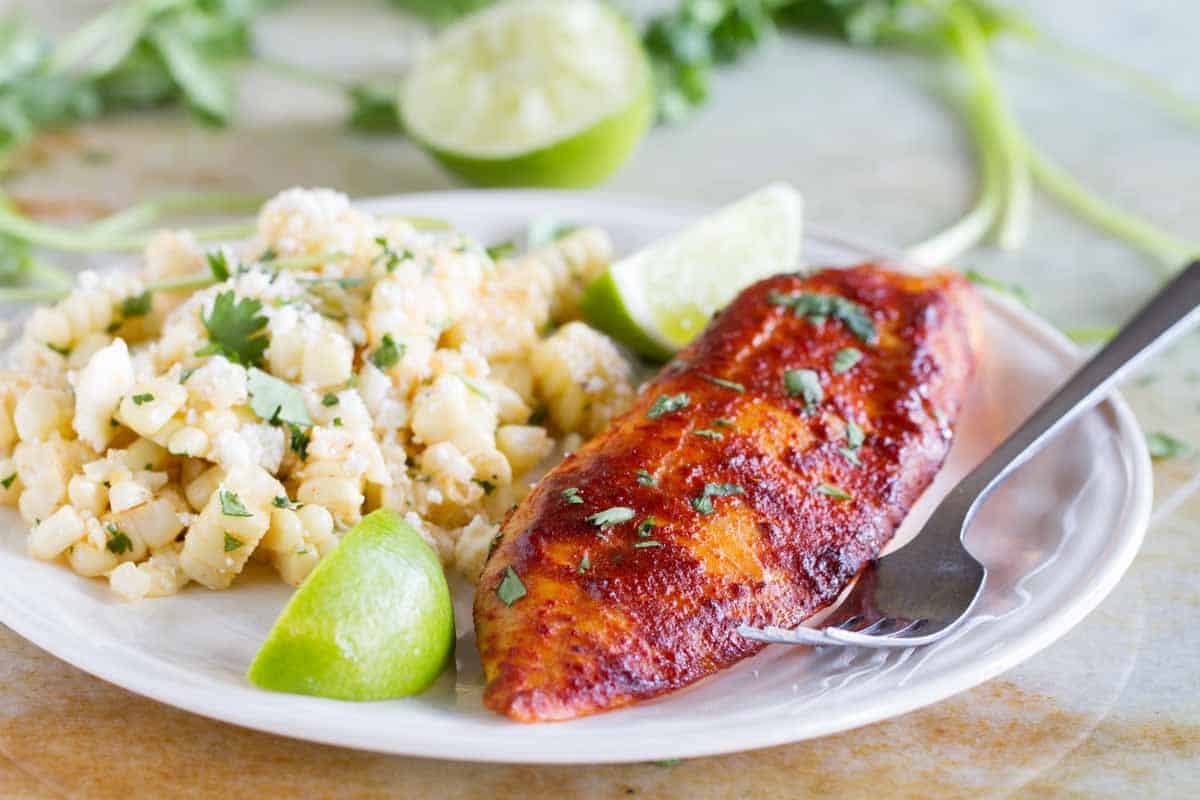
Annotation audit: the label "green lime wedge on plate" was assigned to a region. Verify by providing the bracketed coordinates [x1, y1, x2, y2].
[401, 0, 653, 188]
[579, 182, 805, 360]
[247, 509, 454, 701]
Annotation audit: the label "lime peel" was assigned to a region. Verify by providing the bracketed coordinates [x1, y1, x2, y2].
[581, 183, 804, 359]
[247, 509, 454, 701]
[401, 0, 652, 188]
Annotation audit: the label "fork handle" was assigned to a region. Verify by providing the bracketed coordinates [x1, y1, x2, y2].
[960, 259, 1200, 504]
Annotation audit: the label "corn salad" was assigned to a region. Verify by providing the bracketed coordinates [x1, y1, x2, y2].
[0, 188, 635, 600]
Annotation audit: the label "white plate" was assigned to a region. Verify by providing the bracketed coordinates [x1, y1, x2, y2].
[0, 191, 1152, 764]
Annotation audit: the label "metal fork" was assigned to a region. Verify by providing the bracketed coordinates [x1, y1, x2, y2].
[739, 260, 1200, 649]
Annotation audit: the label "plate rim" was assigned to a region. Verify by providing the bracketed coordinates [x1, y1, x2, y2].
[0, 189, 1154, 763]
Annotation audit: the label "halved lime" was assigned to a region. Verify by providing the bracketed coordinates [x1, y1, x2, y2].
[401, 0, 653, 188]
[247, 509, 454, 701]
[579, 183, 805, 360]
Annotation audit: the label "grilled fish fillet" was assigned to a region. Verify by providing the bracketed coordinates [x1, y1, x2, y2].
[474, 264, 981, 722]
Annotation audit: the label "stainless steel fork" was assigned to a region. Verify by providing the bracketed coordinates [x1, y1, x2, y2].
[738, 260, 1200, 649]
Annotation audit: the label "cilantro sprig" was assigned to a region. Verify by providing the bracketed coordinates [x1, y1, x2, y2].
[196, 290, 268, 366]
[496, 566, 526, 606]
[247, 368, 312, 427]
[691, 482, 743, 514]
[587, 506, 636, 530]
[647, 393, 690, 419]
[219, 488, 253, 518]
[769, 291, 877, 344]
[105, 524, 133, 555]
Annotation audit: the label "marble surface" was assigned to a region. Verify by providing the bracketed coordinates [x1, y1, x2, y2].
[1, 0, 1197, 797]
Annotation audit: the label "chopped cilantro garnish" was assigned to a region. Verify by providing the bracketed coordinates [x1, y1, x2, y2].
[496, 566, 526, 606]
[964, 270, 1032, 306]
[197, 291, 269, 366]
[289, 424, 310, 460]
[370, 333, 403, 370]
[699, 374, 745, 393]
[713, 418, 735, 428]
[219, 488, 253, 518]
[1146, 431, 1191, 460]
[526, 217, 580, 249]
[321, 393, 339, 407]
[486, 240, 517, 260]
[473, 478, 496, 495]
[105, 524, 132, 555]
[637, 517, 657, 538]
[207, 250, 232, 281]
[297, 276, 366, 290]
[839, 417, 865, 465]
[0, 473, 15, 489]
[647, 392, 689, 419]
[120, 291, 152, 318]
[816, 483, 854, 501]
[223, 532, 243, 552]
[691, 482, 744, 514]
[636, 469, 657, 487]
[784, 368, 822, 411]
[247, 368, 312, 427]
[271, 496, 294, 508]
[562, 487, 583, 504]
[832, 347, 863, 374]
[587, 506, 636, 529]
[846, 419, 865, 449]
[372, 236, 415, 273]
[459, 375, 490, 400]
[839, 447, 862, 466]
[106, 321, 121, 334]
[46, 342, 70, 357]
[528, 405, 549, 426]
[693, 429, 723, 440]
[634, 540, 661, 549]
[579, 552, 590, 573]
[131, 393, 154, 405]
[373, 237, 404, 272]
[768, 291, 877, 343]
[179, 366, 197, 384]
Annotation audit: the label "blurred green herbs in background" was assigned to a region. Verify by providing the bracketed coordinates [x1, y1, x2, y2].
[0, 0, 1196, 278]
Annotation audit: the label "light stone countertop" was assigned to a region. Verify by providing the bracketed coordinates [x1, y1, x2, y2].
[0, 1, 1197, 797]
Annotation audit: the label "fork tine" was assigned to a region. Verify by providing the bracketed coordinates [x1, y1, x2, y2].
[835, 615, 864, 630]
[857, 617, 893, 635]
[889, 618, 928, 637]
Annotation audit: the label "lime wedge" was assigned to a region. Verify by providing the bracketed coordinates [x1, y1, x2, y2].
[579, 183, 805, 359]
[247, 509, 454, 701]
[401, 0, 652, 188]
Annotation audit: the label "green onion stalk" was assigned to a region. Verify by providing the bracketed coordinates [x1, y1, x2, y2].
[0, 250, 348, 305]
[905, 0, 1200, 272]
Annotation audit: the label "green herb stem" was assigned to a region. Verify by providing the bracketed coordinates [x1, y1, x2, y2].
[907, 2, 1029, 266]
[85, 191, 266, 237]
[0, 250, 350, 304]
[1062, 325, 1117, 345]
[0, 285, 78, 303]
[0, 203, 255, 253]
[1030, 36, 1200, 130]
[254, 56, 351, 94]
[1023, 141, 1200, 270]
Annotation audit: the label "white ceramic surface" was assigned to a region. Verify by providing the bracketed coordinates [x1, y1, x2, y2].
[0, 191, 1153, 764]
